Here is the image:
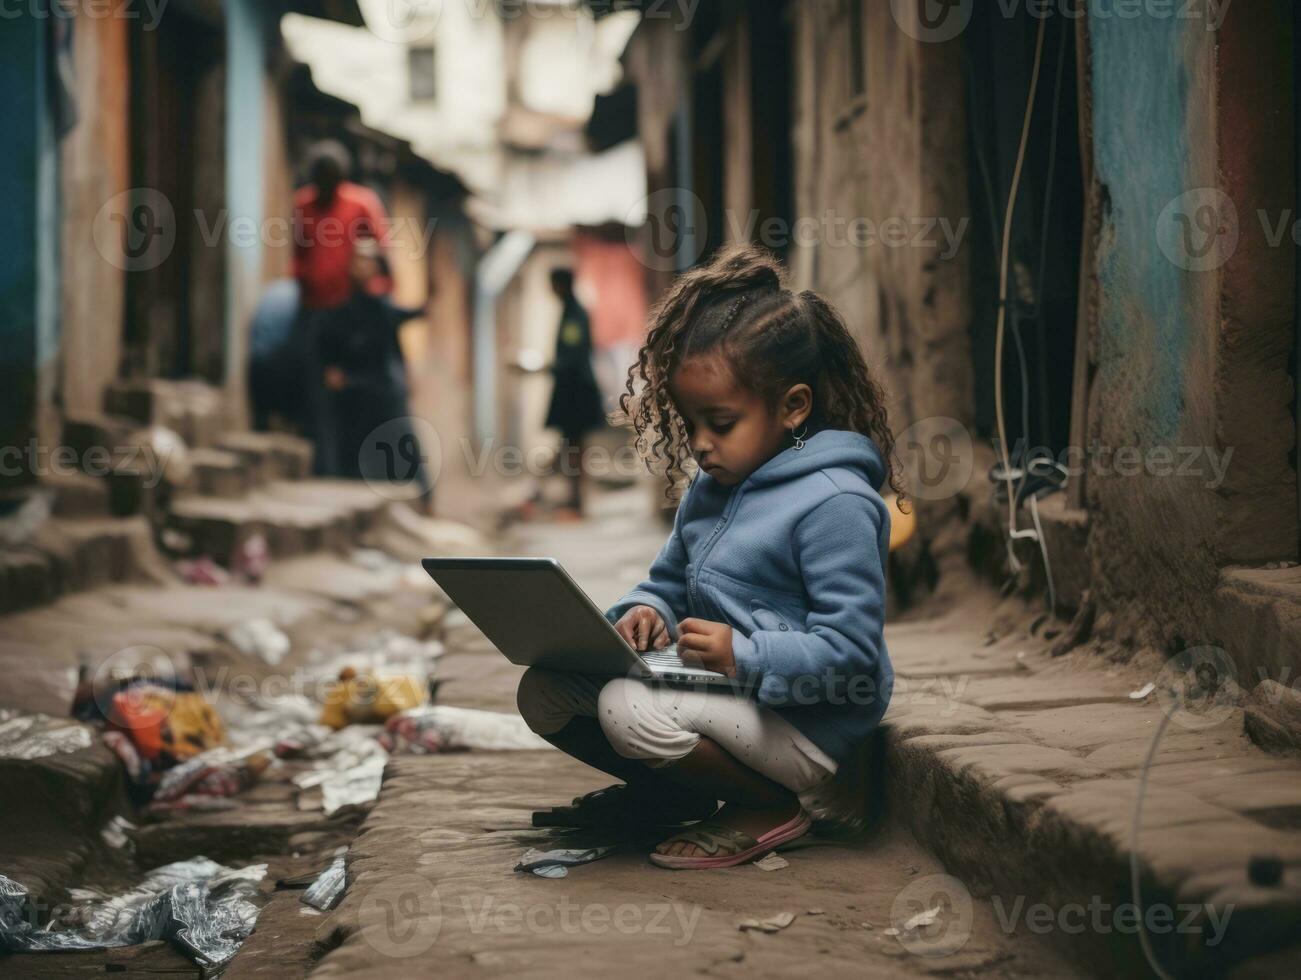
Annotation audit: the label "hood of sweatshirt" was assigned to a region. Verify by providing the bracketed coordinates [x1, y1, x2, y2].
[739, 428, 887, 494]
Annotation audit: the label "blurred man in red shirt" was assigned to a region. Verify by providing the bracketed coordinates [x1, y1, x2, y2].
[294, 142, 391, 310]
[292, 141, 392, 473]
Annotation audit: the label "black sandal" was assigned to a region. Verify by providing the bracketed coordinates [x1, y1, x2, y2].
[532, 784, 715, 829]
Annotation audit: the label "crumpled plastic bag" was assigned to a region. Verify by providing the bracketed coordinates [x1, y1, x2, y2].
[292, 727, 389, 814]
[149, 745, 271, 809]
[225, 618, 289, 666]
[378, 705, 551, 754]
[318, 669, 428, 730]
[273, 724, 334, 759]
[0, 710, 92, 760]
[0, 859, 265, 968]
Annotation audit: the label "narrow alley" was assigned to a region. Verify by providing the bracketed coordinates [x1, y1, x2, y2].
[3, 1, 1301, 978]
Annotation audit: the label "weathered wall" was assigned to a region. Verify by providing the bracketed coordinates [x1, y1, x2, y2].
[1213, 0, 1297, 567]
[188, 62, 226, 383]
[223, 0, 267, 429]
[1083, 4, 1296, 665]
[262, 68, 296, 286]
[789, 1, 974, 569]
[59, 12, 130, 422]
[403, 208, 477, 513]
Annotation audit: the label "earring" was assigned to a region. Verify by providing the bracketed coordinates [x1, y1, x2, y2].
[791, 423, 808, 450]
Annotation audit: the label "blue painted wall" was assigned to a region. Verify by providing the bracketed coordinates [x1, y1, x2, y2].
[0, 12, 59, 480]
[1089, 5, 1211, 446]
[225, 0, 268, 396]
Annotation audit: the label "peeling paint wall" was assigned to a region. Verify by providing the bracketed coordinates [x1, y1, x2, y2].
[1084, 10, 1222, 652]
[789, 1, 974, 569]
[1084, 2, 1297, 663]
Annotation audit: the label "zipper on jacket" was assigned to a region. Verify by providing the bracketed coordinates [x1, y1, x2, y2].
[688, 486, 742, 611]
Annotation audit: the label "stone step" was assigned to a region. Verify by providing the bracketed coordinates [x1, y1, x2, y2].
[167, 479, 390, 566]
[189, 447, 259, 498]
[880, 600, 1301, 978]
[60, 413, 171, 517]
[42, 470, 112, 518]
[104, 377, 227, 447]
[214, 431, 313, 484]
[61, 412, 138, 460]
[0, 718, 131, 910]
[0, 516, 174, 616]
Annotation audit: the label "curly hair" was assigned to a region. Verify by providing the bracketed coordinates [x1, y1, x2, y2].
[615, 243, 905, 506]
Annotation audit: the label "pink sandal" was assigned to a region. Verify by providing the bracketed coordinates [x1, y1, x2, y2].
[648, 810, 811, 870]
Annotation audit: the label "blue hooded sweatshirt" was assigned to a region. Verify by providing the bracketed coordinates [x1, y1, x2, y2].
[604, 428, 894, 766]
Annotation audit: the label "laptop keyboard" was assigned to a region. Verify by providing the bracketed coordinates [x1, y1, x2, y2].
[638, 646, 726, 678]
[639, 647, 688, 668]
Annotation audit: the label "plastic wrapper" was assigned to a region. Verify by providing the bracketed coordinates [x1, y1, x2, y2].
[224, 617, 289, 666]
[169, 875, 262, 968]
[514, 845, 616, 879]
[292, 727, 388, 814]
[309, 630, 443, 690]
[318, 670, 428, 730]
[380, 705, 551, 754]
[0, 859, 266, 967]
[218, 695, 320, 752]
[0, 710, 92, 760]
[301, 855, 347, 911]
[273, 724, 334, 759]
[151, 745, 271, 805]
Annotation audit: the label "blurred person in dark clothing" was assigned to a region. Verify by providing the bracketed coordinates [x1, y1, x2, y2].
[542, 268, 607, 520]
[318, 238, 431, 508]
[292, 140, 392, 474]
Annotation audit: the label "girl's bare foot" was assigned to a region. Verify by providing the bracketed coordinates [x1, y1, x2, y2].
[654, 798, 802, 858]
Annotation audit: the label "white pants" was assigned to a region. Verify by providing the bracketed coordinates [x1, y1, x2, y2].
[516, 667, 836, 795]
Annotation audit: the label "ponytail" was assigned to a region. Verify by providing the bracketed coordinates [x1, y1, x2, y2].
[619, 244, 904, 506]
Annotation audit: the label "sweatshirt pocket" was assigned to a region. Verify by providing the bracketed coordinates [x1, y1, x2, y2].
[749, 599, 792, 633]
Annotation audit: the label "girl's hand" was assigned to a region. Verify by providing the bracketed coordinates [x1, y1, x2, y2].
[675, 618, 736, 678]
[614, 605, 670, 651]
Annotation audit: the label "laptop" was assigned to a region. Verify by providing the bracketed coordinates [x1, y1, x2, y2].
[421, 557, 732, 685]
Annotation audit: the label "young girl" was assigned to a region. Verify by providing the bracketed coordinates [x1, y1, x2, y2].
[516, 244, 902, 869]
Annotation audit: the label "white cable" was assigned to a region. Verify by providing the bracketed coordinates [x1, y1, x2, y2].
[991, 18, 1056, 614]
[1131, 711, 1176, 980]
[994, 15, 1047, 543]
[1027, 494, 1057, 617]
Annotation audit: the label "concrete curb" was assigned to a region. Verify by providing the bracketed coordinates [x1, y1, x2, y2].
[880, 693, 1301, 977]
